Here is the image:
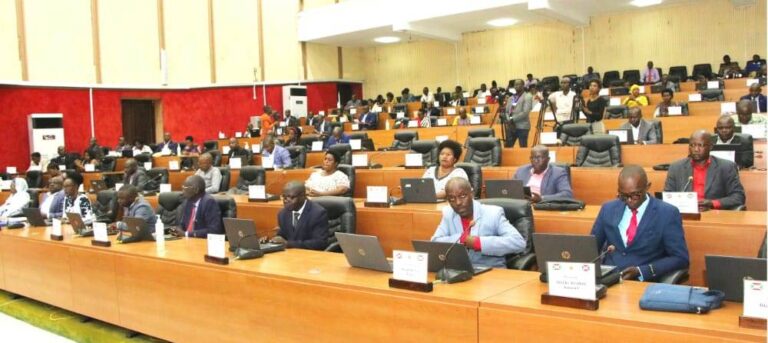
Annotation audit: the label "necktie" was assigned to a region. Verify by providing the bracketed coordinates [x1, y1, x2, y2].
[626, 209, 638, 245]
[292, 211, 300, 227]
[186, 204, 197, 233]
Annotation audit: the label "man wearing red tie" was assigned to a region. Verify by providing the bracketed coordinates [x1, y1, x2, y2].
[641, 61, 660, 84]
[174, 175, 224, 238]
[590, 165, 689, 281]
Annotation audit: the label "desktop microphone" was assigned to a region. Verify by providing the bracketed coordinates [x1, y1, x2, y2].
[365, 150, 388, 169]
[233, 233, 265, 260]
[590, 245, 615, 264]
[680, 176, 693, 192]
[437, 219, 479, 284]
[136, 173, 164, 195]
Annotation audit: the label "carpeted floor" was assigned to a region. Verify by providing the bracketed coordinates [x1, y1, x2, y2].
[0, 289, 166, 343]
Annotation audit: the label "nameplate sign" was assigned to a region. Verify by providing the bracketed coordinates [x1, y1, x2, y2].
[235, 132, 242, 138]
[540, 132, 558, 145]
[229, 157, 242, 169]
[393, 250, 428, 284]
[248, 185, 266, 200]
[352, 154, 368, 167]
[474, 106, 485, 114]
[350, 108, 357, 115]
[707, 81, 720, 89]
[396, 112, 405, 119]
[742, 124, 767, 139]
[351, 124, 360, 131]
[688, 93, 702, 102]
[662, 192, 699, 214]
[262, 158, 274, 169]
[435, 135, 448, 143]
[608, 130, 629, 143]
[437, 118, 447, 126]
[222, 146, 231, 154]
[366, 186, 388, 203]
[710, 150, 735, 163]
[251, 144, 261, 153]
[746, 79, 760, 87]
[92, 222, 110, 247]
[218, 132, 226, 139]
[168, 160, 180, 171]
[6, 167, 16, 174]
[143, 162, 152, 170]
[744, 280, 768, 319]
[547, 262, 597, 301]
[598, 88, 610, 96]
[311, 141, 324, 152]
[549, 151, 557, 162]
[159, 183, 172, 193]
[668, 106, 683, 116]
[609, 97, 621, 106]
[51, 218, 63, 237]
[350, 139, 362, 150]
[470, 116, 481, 124]
[407, 120, 418, 128]
[84, 164, 95, 172]
[405, 153, 423, 167]
[477, 97, 487, 105]
[720, 102, 737, 115]
[207, 234, 226, 259]
[446, 108, 456, 115]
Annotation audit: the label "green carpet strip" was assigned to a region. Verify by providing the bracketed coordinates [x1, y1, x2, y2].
[0, 289, 165, 342]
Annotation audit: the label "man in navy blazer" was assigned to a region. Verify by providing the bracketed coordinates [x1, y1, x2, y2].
[591, 165, 689, 282]
[175, 175, 224, 238]
[513, 145, 573, 203]
[357, 105, 378, 130]
[270, 181, 329, 250]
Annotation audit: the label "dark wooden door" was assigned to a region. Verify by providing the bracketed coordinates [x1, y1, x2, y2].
[121, 100, 155, 145]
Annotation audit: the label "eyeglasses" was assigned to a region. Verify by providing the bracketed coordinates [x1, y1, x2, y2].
[446, 193, 470, 203]
[617, 191, 646, 201]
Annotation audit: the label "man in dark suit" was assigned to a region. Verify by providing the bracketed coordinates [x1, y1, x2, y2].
[591, 165, 689, 282]
[50, 146, 75, 170]
[269, 181, 329, 250]
[282, 110, 299, 128]
[175, 175, 223, 238]
[86, 138, 105, 159]
[227, 138, 251, 166]
[619, 107, 658, 144]
[740, 83, 767, 113]
[357, 105, 378, 130]
[513, 145, 572, 202]
[123, 158, 149, 191]
[664, 130, 746, 210]
[155, 132, 179, 155]
[713, 116, 754, 168]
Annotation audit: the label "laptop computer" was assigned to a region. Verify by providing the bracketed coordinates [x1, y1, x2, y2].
[485, 180, 529, 199]
[121, 216, 180, 242]
[400, 178, 444, 204]
[705, 255, 767, 302]
[411, 240, 492, 275]
[711, 143, 743, 167]
[532, 233, 618, 285]
[90, 179, 108, 193]
[66, 212, 93, 237]
[335, 232, 392, 272]
[223, 218, 285, 254]
[608, 128, 635, 145]
[23, 207, 51, 226]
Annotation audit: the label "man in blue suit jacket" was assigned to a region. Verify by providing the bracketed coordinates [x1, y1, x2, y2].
[325, 127, 350, 149]
[513, 145, 573, 203]
[175, 175, 224, 238]
[591, 165, 689, 281]
[432, 178, 525, 268]
[357, 105, 378, 130]
[270, 181, 329, 250]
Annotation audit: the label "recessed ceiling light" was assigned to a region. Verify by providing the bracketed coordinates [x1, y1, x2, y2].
[374, 36, 400, 44]
[487, 18, 518, 27]
[630, 0, 662, 7]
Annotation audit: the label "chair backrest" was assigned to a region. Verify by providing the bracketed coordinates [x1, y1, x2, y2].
[213, 195, 237, 218]
[134, 153, 152, 164]
[218, 167, 231, 192]
[208, 150, 223, 167]
[236, 166, 266, 191]
[146, 168, 170, 191]
[203, 140, 218, 152]
[668, 66, 688, 81]
[391, 131, 418, 150]
[27, 189, 40, 208]
[464, 137, 502, 167]
[558, 123, 592, 146]
[575, 135, 622, 167]
[455, 162, 482, 199]
[622, 69, 640, 85]
[604, 105, 628, 119]
[328, 144, 352, 165]
[298, 134, 321, 149]
[465, 128, 495, 147]
[602, 70, 620, 86]
[735, 133, 755, 168]
[650, 120, 663, 144]
[25, 170, 43, 188]
[348, 132, 368, 141]
[93, 189, 118, 223]
[156, 191, 184, 226]
[478, 198, 534, 257]
[700, 89, 724, 102]
[692, 63, 713, 79]
[312, 196, 356, 251]
[99, 157, 116, 172]
[336, 164, 355, 197]
[286, 145, 307, 169]
[759, 235, 766, 259]
[409, 140, 439, 166]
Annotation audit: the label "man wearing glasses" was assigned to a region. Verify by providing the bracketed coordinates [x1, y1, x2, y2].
[431, 178, 525, 268]
[664, 130, 746, 211]
[264, 181, 329, 250]
[513, 145, 573, 203]
[174, 175, 224, 238]
[591, 165, 689, 281]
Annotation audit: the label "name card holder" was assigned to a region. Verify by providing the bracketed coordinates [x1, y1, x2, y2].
[388, 278, 433, 292]
[388, 250, 432, 292]
[540, 292, 601, 311]
[50, 219, 63, 240]
[681, 213, 702, 220]
[541, 261, 603, 310]
[364, 186, 389, 208]
[740, 279, 768, 328]
[205, 234, 229, 264]
[91, 223, 111, 247]
[91, 240, 111, 247]
[204, 254, 229, 265]
[50, 234, 64, 241]
[739, 316, 767, 330]
[248, 185, 269, 203]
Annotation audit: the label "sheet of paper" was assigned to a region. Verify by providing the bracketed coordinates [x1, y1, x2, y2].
[248, 185, 266, 199]
[662, 192, 699, 214]
[207, 234, 226, 258]
[159, 183, 172, 193]
[366, 186, 388, 203]
[93, 222, 109, 242]
[352, 154, 368, 167]
[405, 153, 423, 167]
[392, 250, 428, 284]
[547, 262, 597, 301]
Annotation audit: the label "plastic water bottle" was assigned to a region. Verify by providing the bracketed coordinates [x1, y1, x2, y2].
[155, 215, 165, 251]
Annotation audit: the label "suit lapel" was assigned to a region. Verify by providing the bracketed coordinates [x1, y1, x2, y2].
[609, 203, 628, 249]
[540, 167, 552, 194]
[627, 197, 656, 251]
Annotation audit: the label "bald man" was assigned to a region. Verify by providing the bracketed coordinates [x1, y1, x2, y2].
[175, 175, 223, 238]
[195, 153, 222, 193]
[123, 158, 149, 191]
[619, 107, 658, 144]
[664, 130, 745, 210]
[513, 145, 573, 202]
[732, 99, 767, 127]
[40, 176, 65, 219]
[713, 116, 754, 169]
[740, 83, 766, 113]
[269, 181, 329, 250]
[156, 132, 178, 155]
[591, 165, 689, 282]
[114, 185, 156, 242]
[431, 177, 525, 268]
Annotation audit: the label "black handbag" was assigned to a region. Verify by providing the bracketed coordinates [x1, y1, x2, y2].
[533, 197, 585, 211]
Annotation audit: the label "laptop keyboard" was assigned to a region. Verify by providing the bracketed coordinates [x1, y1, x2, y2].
[601, 265, 617, 275]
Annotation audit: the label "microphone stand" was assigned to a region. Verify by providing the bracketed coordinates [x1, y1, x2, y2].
[532, 89, 552, 146]
[487, 99, 506, 147]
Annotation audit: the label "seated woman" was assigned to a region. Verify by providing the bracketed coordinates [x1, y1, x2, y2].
[623, 84, 649, 107]
[421, 139, 469, 199]
[283, 127, 302, 147]
[0, 178, 30, 218]
[182, 135, 201, 156]
[305, 151, 350, 196]
[74, 150, 101, 172]
[62, 175, 94, 224]
[654, 89, 686, 117]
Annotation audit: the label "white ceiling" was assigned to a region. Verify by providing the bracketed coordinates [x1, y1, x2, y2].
[298, 0, 696, 47]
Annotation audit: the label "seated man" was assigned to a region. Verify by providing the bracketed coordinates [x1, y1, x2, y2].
[50, 146, 75, 170]
[513, 145, 573, 203]
[261, 135, 292, 169]
[86, 138, 104, 160]
[732, 99, 768, 127]
[619, 107, 658, 144]
[195, 153, 222, 194]
[40, 176, 65, 219]
[344, 94, 362, 110]
[268, 181, 329, 250]
[664, 130, 746, 210]
[174, 175, 223, 238]
[718, 54, 741, 78]
[431, 178, 526, 268]
[623, 85, 649, 107]
[740, 84, 767, 113]
[62, 175, 94, 224]
[123, 158, 149, 191]
[591, 165, 689, 281]
[324, 127, 350, 148]
[653, 89, 686, 117]
[452, 108, 474, 126]
[226, 138, 250, 166]
[112, 185, 156, 242]
[155, 132, 178, 154]
[27, 152, 47, 171]
[712, 116, 753, 168]
[282, 110, 299, 128]
[357, 105, 378, 130]
[115, 136, 131, 152]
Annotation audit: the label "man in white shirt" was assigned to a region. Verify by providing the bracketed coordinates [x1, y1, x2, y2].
[547, 77, 576, 123]
[195, 153, 222, 193]
[27, 152, 47, 172]
[420, 87, 434, 104]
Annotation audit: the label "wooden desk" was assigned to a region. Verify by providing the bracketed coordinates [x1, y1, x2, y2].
[479, 280, 765, 342]
[0, 228, 538, 342]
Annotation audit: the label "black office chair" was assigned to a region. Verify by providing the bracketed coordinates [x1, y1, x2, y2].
[464, 138, 501, 167]
[478, 198, 536, 270]
[100, 157, 117, 172]
[336, 164, 355, 197]
[602, 70, 620, 87]
[230, 166, 265, 194]
[348, 132, 368, 142]
[540, 76, 560, 92]
[25, 170, 43, 189]
[575, 135, 622, 167]
[327, 144, 352, 165]
[208, 150, 223, 167]
[455, 162, 482, 199]
[156, 191, 184, 227]
[218, 167, 231, 193]
[604, 105, 629, 119]
[558, 123, 592, 146]
[312, 196, 356, 253]
[389, 131, 418, 150]
[692, 63, 713, 80]
[650, 120, 663, 144]
[92, 190, 118, 223]
[622, 69, 640, 85]
[27, 189, 40, 209]
[700, 89, 724, 102]
[286, 145, 307, 169]
[668, 66, 688, 81]
[298, 134, 321, 149]
[657, 269, 690, 284]
[134, 153, 152, 164]
[146, 168, 169, 192]
[758, 235, 766, 259]
[203, 140, 218, 152]
[409, 140, 439, 167]
[464, 128, 496, 147]
[213, 195, 237, 218]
